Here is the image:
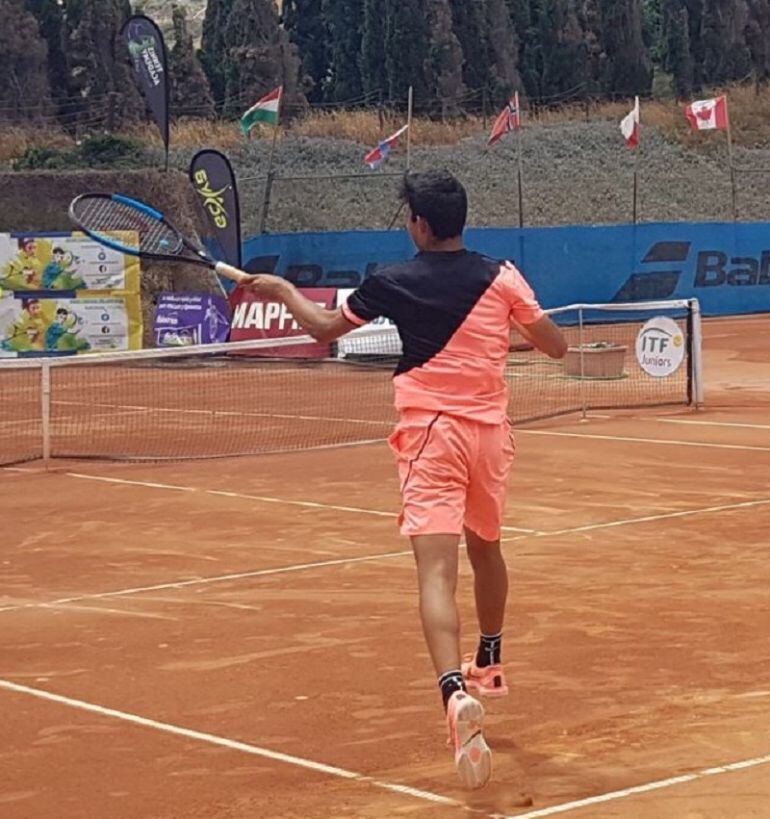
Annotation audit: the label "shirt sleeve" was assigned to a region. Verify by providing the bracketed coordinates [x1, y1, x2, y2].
[341, 271, 393, 326]
[505, 263, 545, 326]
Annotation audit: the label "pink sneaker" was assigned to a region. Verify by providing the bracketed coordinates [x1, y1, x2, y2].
[446, 691, 491, 789]
[461, 658, 509, 698]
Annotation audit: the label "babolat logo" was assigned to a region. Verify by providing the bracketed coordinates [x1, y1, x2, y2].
[613, 241, 770, 301]
[192, 169, 229, 229]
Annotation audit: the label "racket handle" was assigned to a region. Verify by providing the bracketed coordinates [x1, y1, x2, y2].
[215, 261, 250, 284]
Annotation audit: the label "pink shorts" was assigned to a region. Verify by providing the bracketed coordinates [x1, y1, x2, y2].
[388, 409, 516, 541]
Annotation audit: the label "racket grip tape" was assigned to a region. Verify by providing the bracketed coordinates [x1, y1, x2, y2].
[215, 261, 250, 284]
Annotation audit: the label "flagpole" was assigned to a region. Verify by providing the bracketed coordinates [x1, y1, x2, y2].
[724, 96, 737, 222]
[633, 97, 640, 225]
[259, 90, 282, 235]
[406, 86, 414, 170]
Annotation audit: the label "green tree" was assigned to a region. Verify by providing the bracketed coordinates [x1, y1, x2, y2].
[0, 0, 52, 122]
[361, 0, 387, 99]
[599, 0, 653, 96]
[662, 0, 694, 97]
[282, 0, 327, 102]
[23, 0, 68, 102]
[448, 0, 491, 93]
[485, 0, 523, 103]
[745, 0, 770, 81]
[322, 0, 364, 102]
[425, 0, 465, 117]
[384, 0, 430, 104]
[169, 5, 215, 118]
[701, 0, 752, 82]
[200, 0, 233, 105]
[62, 0, 146, 128]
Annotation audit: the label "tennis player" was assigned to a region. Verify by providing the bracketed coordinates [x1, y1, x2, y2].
[240, 169, 567, 788]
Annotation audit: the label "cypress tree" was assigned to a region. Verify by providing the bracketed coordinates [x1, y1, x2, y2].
[662, 0, 694, 97]
[282, 0, 327, 102]
[384, 0, 430, 105]
[485, 0, 523, 103]
[425, 0, 465, 117]
[62, 0, 146, 127]
[745, 0, 770, 81]
[169, 5, 215, 118]
[599, 0, 653, 96]
[322, 0, 364, 102]
[0, 0, 52, 122]
[23, 0, 68, 102]
[701, 0, 752, 82]
[200, 0, 233, 106]
[361, 0, 387, 99]
[448, 0, 491, 93]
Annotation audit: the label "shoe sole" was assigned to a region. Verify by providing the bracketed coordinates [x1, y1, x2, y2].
[464, 678, 509, 698]
[453, 697, 492, 789]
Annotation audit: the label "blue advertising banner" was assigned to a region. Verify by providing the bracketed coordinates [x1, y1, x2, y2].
[154, 293, 231, 346]
[241, 221, 770, 316]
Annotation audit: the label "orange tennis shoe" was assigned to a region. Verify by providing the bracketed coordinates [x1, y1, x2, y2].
[446, 691, 491, 789]
[461, 658, 509, 698]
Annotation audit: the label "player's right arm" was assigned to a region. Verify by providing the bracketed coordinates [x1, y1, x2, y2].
[511, 315, 567, 359]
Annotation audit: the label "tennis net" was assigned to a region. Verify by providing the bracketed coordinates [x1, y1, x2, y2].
[0, 299, 702, 465]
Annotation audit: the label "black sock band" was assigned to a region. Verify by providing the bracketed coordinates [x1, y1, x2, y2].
[476, 632, 502, 668]
[438, 669, 466, 710]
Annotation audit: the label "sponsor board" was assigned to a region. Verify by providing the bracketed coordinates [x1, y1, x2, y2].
[635, 316, 686, 377]
[229, 287, 336, 357]
[154, 292, 231, 346]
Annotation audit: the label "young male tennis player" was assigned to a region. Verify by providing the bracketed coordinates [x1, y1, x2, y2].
[239, 169, 567, 788]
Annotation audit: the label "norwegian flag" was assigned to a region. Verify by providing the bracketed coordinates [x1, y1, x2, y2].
[364, 124, 409, 170]
[684, 96, 729, 131]
[488, 92, 522, 146]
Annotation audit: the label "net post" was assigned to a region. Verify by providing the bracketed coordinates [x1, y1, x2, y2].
[41, 361, 51, 465]
[578, 306, 588, 420]
[689, 298, 705, 408]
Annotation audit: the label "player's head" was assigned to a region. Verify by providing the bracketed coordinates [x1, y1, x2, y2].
[55, 308, 68, 323]
[400, 170, 467, 249]
[53, 247, 65, 261]
[23, 298, 41, 316]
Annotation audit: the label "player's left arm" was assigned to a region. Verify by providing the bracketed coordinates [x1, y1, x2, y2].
[240, 274, 357, 342]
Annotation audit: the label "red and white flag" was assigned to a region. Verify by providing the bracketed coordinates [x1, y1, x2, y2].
[684, 96, 729, 132]
[364, 124, 409, 170]
[488, 92, 522, 146]
[620, 96, 640, 149]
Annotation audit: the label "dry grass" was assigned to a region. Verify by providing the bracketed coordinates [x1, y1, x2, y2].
[2, 83, 768, 164]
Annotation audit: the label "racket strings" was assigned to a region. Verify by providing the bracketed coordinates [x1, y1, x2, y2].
[74, 198, 182, 256]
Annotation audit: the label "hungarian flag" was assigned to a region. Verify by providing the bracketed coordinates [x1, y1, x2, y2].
[364, 124, 409, 169]
[684, 96, 729, 132]
[620, 96, 640, 149]
[240, 86, 282, 135]
[488, 92, 522, 146]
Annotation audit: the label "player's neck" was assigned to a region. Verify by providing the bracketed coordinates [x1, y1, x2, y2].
[420, 236, 465, 253]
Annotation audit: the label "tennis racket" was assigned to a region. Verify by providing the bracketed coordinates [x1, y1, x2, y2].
[68, 193, 251, 286]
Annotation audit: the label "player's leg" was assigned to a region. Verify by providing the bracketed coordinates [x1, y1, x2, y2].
[462, 420, 515, 698]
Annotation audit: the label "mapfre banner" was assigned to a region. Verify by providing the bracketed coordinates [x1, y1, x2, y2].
[229, 287, 336, 358]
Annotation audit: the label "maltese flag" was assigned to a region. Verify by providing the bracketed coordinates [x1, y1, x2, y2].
[684, 96, 729, 131]
[364, 125, 409, 169]
[620, 96, 640, 148]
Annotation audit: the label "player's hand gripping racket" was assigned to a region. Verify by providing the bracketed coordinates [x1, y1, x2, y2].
[68, 193, 251, 286]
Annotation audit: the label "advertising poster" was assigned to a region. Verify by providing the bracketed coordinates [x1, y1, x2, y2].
[0, 293, 143, 357]
[154, 292, 231, 346]
[229, 287, 336, 358]
[0, 233, 140, 294]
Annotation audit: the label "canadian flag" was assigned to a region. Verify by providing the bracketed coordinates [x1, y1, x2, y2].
[620, 96, 640, 148]
[684, 96, 729, 131]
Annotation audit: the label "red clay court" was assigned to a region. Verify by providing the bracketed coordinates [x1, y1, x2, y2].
[1, 314, 769, 818]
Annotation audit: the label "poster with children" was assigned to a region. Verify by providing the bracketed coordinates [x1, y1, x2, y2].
[0, 293, 142, 357]
[0, 233, 140, 293]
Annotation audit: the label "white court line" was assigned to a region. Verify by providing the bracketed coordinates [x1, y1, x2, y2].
[506, 753, 770, 818]
[0, 549, 414, 614]
[515, 429, 770, 453]
[0, 679, 462, 811]
[64, 473, 539, 534]
[658, 418, 770, 431]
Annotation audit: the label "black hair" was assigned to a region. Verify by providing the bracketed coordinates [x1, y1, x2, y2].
[399, 169, 468, 240]
[53, 247, 65, 254]
[56, 308, 68, 316]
